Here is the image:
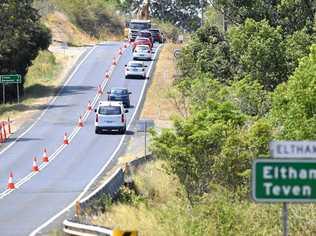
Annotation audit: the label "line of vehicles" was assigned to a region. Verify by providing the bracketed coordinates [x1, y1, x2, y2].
[94, 19, 163, 135]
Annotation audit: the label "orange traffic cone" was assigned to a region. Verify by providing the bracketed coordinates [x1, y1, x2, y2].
[63, 132, 69, 145]
[2, 121, 7, 141]
[7, 172, 15, 189]
[105, 71, 110, 78]
[32, 157, 39, 172]
[0, 125, 3, 143]
[87, 100, 92, 111]
[97, 85, 103, 95]
[78, 115, 84, 127]
[42, 148, 49, 162]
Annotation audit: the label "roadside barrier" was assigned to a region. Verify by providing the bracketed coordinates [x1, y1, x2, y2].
[7, 172, 15, 189]
[78, 115, 84, 128]
[97, 85, 103, 95]
[112, 58, 117, 65]
[63, 132, 69, 145]
[63, 155, 154, 236]
[42, 148, 49, 163]
[32, 157, 39, 172]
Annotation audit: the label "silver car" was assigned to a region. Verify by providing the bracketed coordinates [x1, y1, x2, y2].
[125, 61, 147, 79]
[133, 45, 152, 61]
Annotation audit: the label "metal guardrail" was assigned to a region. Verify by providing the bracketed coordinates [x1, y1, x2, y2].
[63, 219, 112, 236]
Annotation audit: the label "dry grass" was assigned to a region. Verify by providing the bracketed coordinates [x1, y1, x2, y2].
[141, 43, 182, 129]
[44, 11, 96, 46]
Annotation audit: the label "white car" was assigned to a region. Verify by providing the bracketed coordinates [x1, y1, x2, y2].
[94, 101, 128, 134]
[125, 61, 147, 79]
[133, 45, 152, 61]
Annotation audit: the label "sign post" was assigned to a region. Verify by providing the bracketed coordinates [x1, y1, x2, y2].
[136, 119, 154, 157]
[0, 74, 22, 104]
[253, 140, 316, 236]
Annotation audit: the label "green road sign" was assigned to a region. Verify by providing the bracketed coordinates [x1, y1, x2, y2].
[0, 74, 22, 83]
[252, 159, 316, 202]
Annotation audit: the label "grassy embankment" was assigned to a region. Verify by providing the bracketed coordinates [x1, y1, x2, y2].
[92, 44, 316, 235]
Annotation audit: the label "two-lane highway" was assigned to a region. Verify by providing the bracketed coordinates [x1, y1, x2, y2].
[0, 41, 161, 235]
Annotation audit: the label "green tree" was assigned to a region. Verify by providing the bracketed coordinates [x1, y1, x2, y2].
[214, 0, 315, 35]
[178, 25, 234, 83]
[284, 29, 316, 73]
[151, 99, 246, 201]
[271, 44, 316, 140]
[0, 0, 51, 101]
[229, 19, 287, 90]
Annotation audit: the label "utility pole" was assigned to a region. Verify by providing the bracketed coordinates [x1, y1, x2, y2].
[223, 7, 228, 32]
[200, 0, 204, 27]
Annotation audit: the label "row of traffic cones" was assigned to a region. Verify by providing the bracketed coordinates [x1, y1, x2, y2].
[5, 44, 128, 190]
[7, 148, 50, 189]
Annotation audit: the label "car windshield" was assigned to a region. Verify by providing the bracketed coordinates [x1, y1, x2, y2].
[111, 89, 128, 95]
[129, 63, 143, 67]
[99, 106, 121, 115]
[129, 22, 151, 30]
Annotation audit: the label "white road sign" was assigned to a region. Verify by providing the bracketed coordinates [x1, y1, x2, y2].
[270, 141, 316, 158]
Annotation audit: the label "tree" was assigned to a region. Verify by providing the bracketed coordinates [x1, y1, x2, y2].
[0, 0, 51, 101]
[151, 99, 246, 201]
[228, 19, 288, 90]
[213, 0, 316, 35]
[271, 44, 316, 140]
[178, 25, 234, 83]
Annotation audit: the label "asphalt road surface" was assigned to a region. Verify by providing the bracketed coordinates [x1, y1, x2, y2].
[0, 41, 161, 236]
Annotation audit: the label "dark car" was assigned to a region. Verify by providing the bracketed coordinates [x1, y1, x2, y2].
[149, 28, 163, 43]
[107, 88, 131, 108]
[137, 30, 153, 44]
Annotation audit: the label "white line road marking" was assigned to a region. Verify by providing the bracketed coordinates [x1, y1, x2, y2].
[29, 44, 162, 236]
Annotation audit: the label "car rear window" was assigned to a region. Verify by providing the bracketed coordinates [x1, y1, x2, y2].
[149, 30, 159, 35]
[129, 63, 143, 67]
[99, 106, 121, 115]
[139, 32, 151, 37]
[136, 46, 149, 51]
[111, 89, 128, 95]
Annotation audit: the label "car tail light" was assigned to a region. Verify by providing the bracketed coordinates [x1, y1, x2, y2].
[96, 114, 99, 122]
[121, 114, 125, 123]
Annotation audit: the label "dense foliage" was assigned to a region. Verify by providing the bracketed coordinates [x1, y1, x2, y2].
[0, 0, 51, 101]
[152, 0, 316, 203]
